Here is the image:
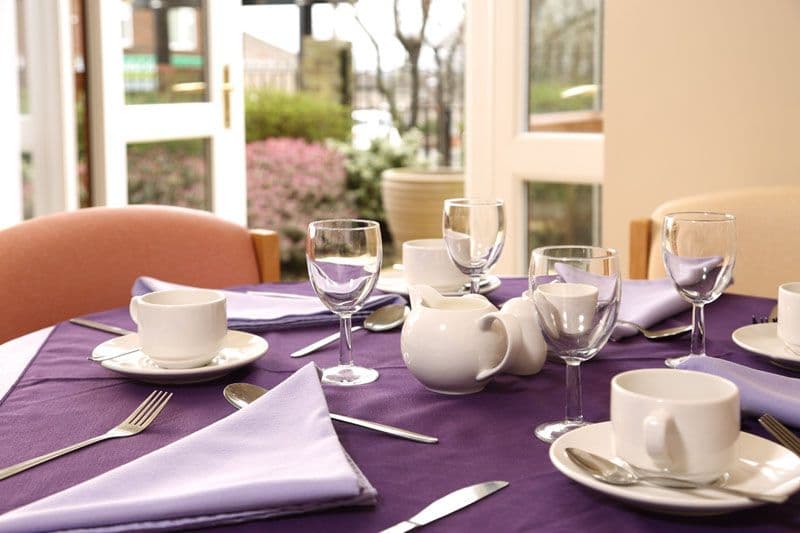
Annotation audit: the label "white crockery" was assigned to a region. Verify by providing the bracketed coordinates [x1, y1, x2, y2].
[549, 421, 800, 515]
[611, 369, 740, 482]
[533, 282, 599, 336]
[731, 323, 800, 370]
[130, 289, 227, 369]
[402, 238, 470, 290]
[92, 331, 268, 384]
[400, 285, 545, 394]
[777, 282, 800, 354]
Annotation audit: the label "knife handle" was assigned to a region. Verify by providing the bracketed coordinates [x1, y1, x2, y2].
[329, 413, 438, 444]
[379, 521, 418, 533]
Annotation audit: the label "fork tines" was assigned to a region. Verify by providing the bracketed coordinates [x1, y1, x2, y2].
[125, 390, 172, 428]
[759, 413, 800, 457]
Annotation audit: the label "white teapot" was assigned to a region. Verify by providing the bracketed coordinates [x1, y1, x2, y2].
[400, 285, 546, 395]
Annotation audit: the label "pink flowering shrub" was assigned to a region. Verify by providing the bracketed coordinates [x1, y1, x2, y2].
[247, 138, 355, 271]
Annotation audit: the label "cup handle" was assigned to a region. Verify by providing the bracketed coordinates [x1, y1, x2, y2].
[475, 312, 520, 381]
[129, 296, 141, 325]
[643, 408, 673, 467]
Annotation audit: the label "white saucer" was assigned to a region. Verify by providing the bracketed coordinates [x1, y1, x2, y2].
[549, 421, 800, 515]
[376, 271, 501, 297]
[731, 323, 800, 370]
[92, 331, 268, 385]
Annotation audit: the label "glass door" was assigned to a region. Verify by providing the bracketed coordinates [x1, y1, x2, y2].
[465, 0, 604, 274]
[85, 0, 246, 224]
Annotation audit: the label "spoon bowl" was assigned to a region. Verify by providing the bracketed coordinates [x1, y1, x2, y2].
[364, 303, 409, 332]
[564, 447, 785, 503]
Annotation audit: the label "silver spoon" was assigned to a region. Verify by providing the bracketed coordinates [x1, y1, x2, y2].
[564, 447, 786, 504]
[616, 320, 692, 340]
[223, 382, 438, 444]
[291, 304, 409, 357]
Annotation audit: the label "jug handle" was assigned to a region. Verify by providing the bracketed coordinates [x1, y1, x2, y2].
[475, 311, 521, 381]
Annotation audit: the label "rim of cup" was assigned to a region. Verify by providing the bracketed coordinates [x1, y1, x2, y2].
[444, 198, 504, 207]
[779, 281, 800, 294]
[612, 368, 739, 404]
[138, 288, 225, 307]
[530, 245, 618, 260]
[663, 211, 736, 223]
[308, 219, 380, 231]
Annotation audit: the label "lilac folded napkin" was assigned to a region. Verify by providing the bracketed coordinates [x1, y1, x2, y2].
[133, 276, 404, 332]
[613, 278, 691, 339]
[0, 364, 377, 532]
[677, 356, 800, 427]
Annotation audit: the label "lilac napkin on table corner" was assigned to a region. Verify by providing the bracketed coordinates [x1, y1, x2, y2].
[133, 276, 404, 332]
[676, 356, 800, 428]
[0, 363, 377, 532]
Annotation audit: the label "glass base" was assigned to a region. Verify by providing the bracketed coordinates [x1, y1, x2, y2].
[534, 418, 590, 443]
[664, 354, 703, 368]
[322, 364, 379, 386]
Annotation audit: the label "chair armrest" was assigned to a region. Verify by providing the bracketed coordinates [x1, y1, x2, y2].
[629, 218, 652, 279]
[249, 229, 280, 282]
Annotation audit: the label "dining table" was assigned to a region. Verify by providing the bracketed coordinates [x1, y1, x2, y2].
[0, 277, 798, 532]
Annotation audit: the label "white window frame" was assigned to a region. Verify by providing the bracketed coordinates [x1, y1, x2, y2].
[85, 0, 246, 224]
[465, 0, 604, 275]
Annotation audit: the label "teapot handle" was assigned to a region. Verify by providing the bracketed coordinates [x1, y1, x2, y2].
[475, 311, 521, 381]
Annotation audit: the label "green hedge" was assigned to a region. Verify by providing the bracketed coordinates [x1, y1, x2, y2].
[245, 89, 351, 143]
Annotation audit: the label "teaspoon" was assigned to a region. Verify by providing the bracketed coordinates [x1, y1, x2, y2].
[291, 304, 409, 357]
[223, 382, 438, 444]
[564, 447, 785, 503]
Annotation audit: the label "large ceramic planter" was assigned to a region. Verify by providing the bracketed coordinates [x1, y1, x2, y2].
[381, 167, 464, 245]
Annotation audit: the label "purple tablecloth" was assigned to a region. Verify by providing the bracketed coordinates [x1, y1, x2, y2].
[0, 279, 798, 532]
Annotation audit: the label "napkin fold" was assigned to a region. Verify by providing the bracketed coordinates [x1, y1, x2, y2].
[614, 278, 691, 339]
[0, 364, 377, 532]
[676, 356, 800, 427]
[133, 276, 404, 332]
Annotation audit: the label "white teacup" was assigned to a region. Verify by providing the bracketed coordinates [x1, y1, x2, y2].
[611, 368, 740, 482]
[403, 238, 469, 291]
[777, 282, 800, 354]
[533, 282, 598, 336]
[129, 289, 227, 369]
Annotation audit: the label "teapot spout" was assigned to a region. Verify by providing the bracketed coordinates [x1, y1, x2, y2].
[408, 284, 446, 310]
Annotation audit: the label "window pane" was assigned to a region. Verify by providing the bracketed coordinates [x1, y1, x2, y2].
[528, 0, 603, 132]
[22, 152, 33, 219]
[526, 181, 601, 253]
[16, 0, 28, 114]
[127, 139, 210, 210]
[123, 0, 207, 104]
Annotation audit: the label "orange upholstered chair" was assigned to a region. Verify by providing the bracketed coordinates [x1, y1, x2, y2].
[0, 205, 280, 343]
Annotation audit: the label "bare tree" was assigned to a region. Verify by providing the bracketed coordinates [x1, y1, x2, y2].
[427, 18, 463, 166]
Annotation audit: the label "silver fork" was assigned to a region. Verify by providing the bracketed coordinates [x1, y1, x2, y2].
[759, 413, 800, 457]
[0, 390, 172, 481]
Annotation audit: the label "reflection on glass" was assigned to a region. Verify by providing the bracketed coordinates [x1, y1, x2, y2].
[16, 0, 28, 113]
[528, 0, 603, 132]
[526, 181, 601, 253]
[127, 139, 210, 210]
[123, 0, 207, 104]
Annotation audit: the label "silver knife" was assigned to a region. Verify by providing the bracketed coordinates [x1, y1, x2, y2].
[290, 326, 364, 357]
[69, 318, 135, 336]
[379, 480, 509, 533]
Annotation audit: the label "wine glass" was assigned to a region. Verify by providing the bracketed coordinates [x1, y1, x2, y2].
[442, 198, 505, 293]
[306, 219, 382, 386]
[529, 246, 620, 443]
[661, 212, 736, 368]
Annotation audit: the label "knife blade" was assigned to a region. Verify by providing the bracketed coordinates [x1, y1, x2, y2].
[69, 318, 135, 336]
[379, 480, 509, 533]
[290, 326, 363, 358]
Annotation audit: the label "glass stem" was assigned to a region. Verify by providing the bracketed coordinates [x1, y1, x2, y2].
[690, 303, 706, 356]
[338, 314, 353, 366]
[565, 359, 583, 423]
[470, 275, 481, 294]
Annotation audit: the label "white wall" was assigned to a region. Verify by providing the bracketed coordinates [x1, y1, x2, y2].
[603, 0, 800, 277]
